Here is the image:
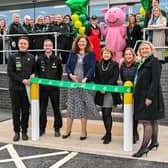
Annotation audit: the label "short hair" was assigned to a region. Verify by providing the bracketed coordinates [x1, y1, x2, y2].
[137, 41, 156, 57]
[12, 13, 20, 20]
[101, 47, 114, 59]
[43, 39, 53, 45]
[18, 36, 29, 43]
[24, 15, 31, 20]
[72, 35, 92, 53]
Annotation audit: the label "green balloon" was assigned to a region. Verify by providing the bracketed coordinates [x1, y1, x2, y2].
[140, 22, 144, 29]
[139, 15, 145, 22]
[65, 0, 89, 15]
[83, 20, 90, 27]
[141, 0, 152, 12]
[79, 14, 86, 22]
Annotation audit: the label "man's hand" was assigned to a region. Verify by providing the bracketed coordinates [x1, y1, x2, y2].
[145, 98, 152, 106]
[30, 73, 35, 78]
[22, 79, 31, 85]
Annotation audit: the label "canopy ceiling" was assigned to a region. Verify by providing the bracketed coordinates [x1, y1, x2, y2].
[0, 0, 65, 11]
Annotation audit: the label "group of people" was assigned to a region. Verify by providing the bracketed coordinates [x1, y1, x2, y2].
[6, 0, 166, 159]
[7, 34, 165, 158]
[0, 13, 74, 64]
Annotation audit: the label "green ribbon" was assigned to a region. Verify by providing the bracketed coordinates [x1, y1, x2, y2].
[30, 78, 133, 93]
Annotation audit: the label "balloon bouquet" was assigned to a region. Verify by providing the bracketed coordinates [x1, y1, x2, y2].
[139, 0, 152, 28]
[65, 0, 90, 36]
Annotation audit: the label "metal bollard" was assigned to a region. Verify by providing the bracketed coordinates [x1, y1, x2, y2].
[31, 83, 40, 140]
[123, 81, 134, 151]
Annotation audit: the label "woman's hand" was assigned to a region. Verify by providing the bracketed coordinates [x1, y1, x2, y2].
[81, 77, 87, 84]
[100, 91, 106, 94]
[145, 98, 152, 106]
[69, 74, 79, 83]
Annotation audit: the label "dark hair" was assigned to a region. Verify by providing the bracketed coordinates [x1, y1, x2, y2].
[18, 36, 29, 43]
[63, 15, 72, 22]
[72, 35, 92, 54]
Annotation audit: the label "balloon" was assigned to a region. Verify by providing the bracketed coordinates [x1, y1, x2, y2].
[71, 14, 79, 22]
[79, 14, 86, 22]
[74, 20, 82, 28]
[83, 20, 90, 27]
[139, 7, 146, 16]
[141, 0, 152, 12]
[139, 15, 144, 22]
[65, 0, 89, 15]
[140, 22, 144, 29]
[79, 26, 86, 34]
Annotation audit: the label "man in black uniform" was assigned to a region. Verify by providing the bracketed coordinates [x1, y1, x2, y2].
[36, 39, 63, 137]
[7, 36, 35, 141]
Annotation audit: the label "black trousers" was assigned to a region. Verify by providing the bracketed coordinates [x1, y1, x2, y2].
[9, 89, 30, 133]
[40, 88, 62, 131]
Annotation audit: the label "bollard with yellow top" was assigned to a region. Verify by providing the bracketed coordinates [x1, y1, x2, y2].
[31, 83, 40, 140]
[123, 81, 134, 151]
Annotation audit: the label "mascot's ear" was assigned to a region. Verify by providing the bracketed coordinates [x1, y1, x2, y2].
[101, 8, 109, 13]
[120, 6, 127, 12]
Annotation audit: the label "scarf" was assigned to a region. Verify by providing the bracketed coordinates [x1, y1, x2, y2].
[134, 54, 152, 88]
[148, 16, 159, 42]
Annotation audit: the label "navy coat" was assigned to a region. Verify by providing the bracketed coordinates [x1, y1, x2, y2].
[66, 51, 96, 82]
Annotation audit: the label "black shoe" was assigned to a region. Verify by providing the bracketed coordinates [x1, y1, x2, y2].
[55, 130, 61, 137]
[80, 136, 87, 140]
[103, 134, 111, 144]
[132, 148, 149, 157]
[101, 134, 106, 140]
[40, 130, 45, 136]
[62, 132, 71, 139]
[22, 133, 28, 141]
[13, 133, 20, 142]
[80, 132, 87, 140]
[148, 142, 159, 151]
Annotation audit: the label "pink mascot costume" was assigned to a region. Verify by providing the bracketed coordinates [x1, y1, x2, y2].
[100, 6, 127, 63]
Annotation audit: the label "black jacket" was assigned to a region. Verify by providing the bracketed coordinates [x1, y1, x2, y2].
[9, 22, 25, 49]
[134, 55, 164, 120]
[120, 62, 138, 83]
[95, 60, 121, 106]
[126, 25, 142, 48]
[7, 52, 35, 90]
[36, 53, 63, 90]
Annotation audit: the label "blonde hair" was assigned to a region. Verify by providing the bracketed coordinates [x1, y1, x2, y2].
[151, 6, 163, 19]
[123, 48, 137, 63]
[137, 41, 156, 58]
[36, 15, 44, 22]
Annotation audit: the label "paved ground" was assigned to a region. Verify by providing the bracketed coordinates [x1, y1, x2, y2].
[0, 109, 168, 168]
[0, 109, 11, 122]
[0, 143, 168, 168]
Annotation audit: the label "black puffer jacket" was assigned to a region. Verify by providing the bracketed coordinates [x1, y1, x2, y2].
[120, 62, 138, 83]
